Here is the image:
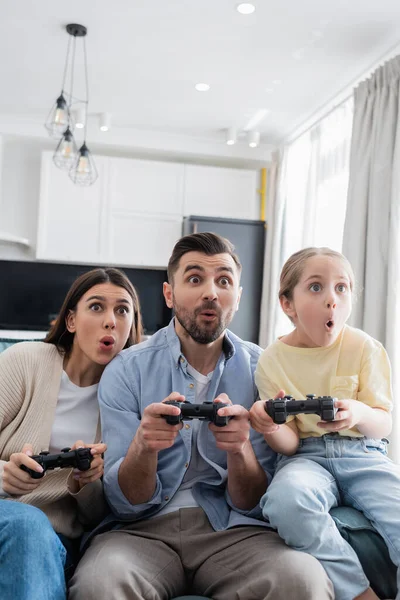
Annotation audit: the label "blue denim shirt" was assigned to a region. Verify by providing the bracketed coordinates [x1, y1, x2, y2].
[99, 319, 277, 531]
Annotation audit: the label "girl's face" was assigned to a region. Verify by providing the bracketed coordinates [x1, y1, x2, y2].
[66, 283, 134, 366]
[281, 255, 352, 348]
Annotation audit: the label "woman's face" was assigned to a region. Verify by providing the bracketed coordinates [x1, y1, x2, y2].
[66, 283, 134, 366]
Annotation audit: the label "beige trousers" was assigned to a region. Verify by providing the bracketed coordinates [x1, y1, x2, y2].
[68, 508, 334, 600]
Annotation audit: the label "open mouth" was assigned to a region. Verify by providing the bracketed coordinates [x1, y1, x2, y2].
[325, 320, 334, 330]
[99, 336, 115, 349]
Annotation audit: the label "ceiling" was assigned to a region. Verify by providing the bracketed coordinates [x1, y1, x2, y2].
[1, 0, 400, 154]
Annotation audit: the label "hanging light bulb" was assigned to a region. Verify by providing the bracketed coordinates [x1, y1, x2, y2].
[44, 94, 69, 138]
[53, 127, 78, 170]
[69, 143, 98, 186]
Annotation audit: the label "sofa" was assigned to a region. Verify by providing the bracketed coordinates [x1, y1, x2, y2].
[0, 337, 396, 598]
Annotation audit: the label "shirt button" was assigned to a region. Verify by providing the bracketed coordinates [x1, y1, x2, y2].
[185, 424, 190, 430]
[164, 495, 169, 501]
[180, 357, 185, 363]
[189, 383, 194, 389]
[185, 462, 189, 468]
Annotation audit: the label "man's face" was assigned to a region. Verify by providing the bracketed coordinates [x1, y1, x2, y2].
[163, 251, 242, 344]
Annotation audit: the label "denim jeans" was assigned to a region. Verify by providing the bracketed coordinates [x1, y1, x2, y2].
[261, 434, 400, 600]
[0, 500, 67, 600]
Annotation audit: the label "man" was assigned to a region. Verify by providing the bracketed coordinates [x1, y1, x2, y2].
[69, 233, 333, 600]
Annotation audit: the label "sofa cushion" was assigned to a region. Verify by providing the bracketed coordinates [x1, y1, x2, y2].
[331, 506, 397, 599]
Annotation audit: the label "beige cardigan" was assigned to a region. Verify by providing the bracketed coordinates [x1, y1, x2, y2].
[0, 341, 107, 538]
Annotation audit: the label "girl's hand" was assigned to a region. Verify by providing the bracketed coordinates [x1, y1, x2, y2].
[70, 440, 107, 490]
[249, 391, 287, 435]
[2, 443, 44, 496]
[317, 399, 364, 432]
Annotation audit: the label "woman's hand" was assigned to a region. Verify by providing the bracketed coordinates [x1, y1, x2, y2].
[2, 443, 44, 496]
[69, 440, 107, 490]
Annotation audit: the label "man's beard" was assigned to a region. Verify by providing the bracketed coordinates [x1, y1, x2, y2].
[173, 299, 233, 344]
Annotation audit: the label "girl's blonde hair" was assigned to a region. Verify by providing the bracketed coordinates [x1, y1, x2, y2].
[279, 247, 355, 301]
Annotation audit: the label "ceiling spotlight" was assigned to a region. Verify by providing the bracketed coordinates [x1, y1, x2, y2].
[195, 83, 210, 92]
[226, 127, 237, 145]
[236, 3, 256, 14]
[74, 106, 85, 129]
[99, 112, 111, 132]
[248, 130, 260, 148]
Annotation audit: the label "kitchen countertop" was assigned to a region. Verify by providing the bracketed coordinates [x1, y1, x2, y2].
[0, 330, 48, 339]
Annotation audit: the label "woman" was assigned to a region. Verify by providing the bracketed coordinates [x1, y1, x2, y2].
[0, 267, 142, 600]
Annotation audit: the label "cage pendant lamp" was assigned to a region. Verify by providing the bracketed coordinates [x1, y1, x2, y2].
[53, 127, 78, 170]
[44, 30, 74, 138]
[69, 143, 98, 186]
[67, 26, 98, 186]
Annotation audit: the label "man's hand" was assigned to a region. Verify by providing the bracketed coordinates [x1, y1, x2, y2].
[209, 393, 251, 454]
[2, 443, 44, 496]
[70, 440, 107, 490]
[135, 392, 185, 453]
[118, 392, 186, 505]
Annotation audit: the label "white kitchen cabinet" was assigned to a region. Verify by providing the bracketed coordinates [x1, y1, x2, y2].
[107, 213, 182, 268]
[37, 152, 259, 268]
[183, 165, 259, 220]
[36, 152, 108, 263]
[108, 157, 184, 217]
[37, 153, 184, 267]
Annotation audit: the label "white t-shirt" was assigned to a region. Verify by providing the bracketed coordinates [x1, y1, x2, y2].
[155, 364, 217, 518]
[49, 370, 99, 453]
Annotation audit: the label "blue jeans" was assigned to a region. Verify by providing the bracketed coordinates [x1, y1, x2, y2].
[261, 434, 400, 600]
[0, 500, 67, 600]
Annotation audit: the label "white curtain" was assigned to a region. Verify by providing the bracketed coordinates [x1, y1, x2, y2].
[259, 98, 354, 347]
[258, 151, 287, 349]
[343, 56, 400, 462]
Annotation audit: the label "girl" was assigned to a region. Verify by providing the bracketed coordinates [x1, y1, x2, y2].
[0, 267, 142, 600]
[249, 247, 399, 600]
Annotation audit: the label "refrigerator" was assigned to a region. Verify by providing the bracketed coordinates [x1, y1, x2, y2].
[183, 216, 266, 344]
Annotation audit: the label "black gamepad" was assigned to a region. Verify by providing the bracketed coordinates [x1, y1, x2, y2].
[20, 447, 93, 479]
[163, 401, 230, 427]
[264, 394, 338, 424]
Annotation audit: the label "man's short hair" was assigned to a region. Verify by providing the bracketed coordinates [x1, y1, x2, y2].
[167, 232, 242, 283]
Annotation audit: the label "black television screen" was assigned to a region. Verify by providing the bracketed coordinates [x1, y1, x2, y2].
[0, 260, 171, 335]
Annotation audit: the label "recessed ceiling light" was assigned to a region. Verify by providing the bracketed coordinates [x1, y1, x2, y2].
[236, 3, 256, 15]
[195, 83, 210, 92]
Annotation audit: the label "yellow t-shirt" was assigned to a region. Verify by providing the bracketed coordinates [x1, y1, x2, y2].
[255, 325, 393, 438]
